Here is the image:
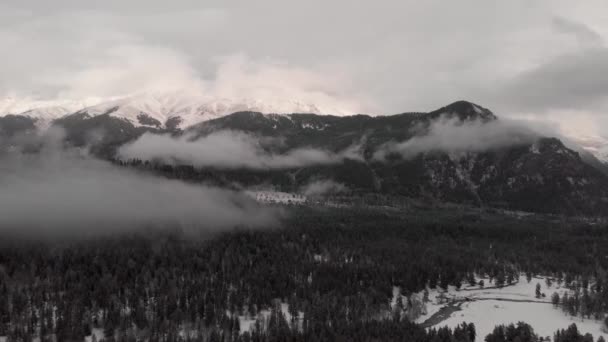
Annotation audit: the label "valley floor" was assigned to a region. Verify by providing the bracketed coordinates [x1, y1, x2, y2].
[416, 275, 607, 341]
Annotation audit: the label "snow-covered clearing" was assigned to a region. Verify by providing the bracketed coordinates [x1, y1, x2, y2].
[414, 275, 606, 341]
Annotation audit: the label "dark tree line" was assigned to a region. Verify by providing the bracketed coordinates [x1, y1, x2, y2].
[486, 322, 604, 342]
[548, 277, 608, 326]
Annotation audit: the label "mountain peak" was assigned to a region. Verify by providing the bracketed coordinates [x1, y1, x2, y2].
[429, 101, 497, 122]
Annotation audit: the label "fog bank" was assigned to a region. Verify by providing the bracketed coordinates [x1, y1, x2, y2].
[374, 118, 541, 160]
[118, 130, 362, 169]
[0, 137, 280, 235]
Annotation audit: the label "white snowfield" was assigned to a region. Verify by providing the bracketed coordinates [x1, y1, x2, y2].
[414, 275, 606, 341]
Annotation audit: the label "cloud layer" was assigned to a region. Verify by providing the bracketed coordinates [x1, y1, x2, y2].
[118, 131, 362, 169]
[0, 131, 279, 236]
[374, 118, 541, 160]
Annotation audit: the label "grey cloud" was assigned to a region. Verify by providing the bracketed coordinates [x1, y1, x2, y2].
[552, 17, 603, 46]
[498, 48, 608, 113]
[0, 131, 279, 235]
[374, 118, 541, 160]
[118, 131, 362, 170]
[483, 16, 608, 123]
[0, 2, 601, 110]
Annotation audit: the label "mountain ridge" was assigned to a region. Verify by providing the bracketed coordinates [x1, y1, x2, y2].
[0, 93, 358, 130]
[2, 98, 608, 215]
[1, 94, 606, 163]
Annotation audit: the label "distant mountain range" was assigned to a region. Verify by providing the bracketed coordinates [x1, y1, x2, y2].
[2, 93, 606, 164]
[0, 93, 356, 130]
[1, 96, 607, 216]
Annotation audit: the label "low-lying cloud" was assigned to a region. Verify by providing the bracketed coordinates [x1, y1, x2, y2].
[0, 131, 279, 236]
[374, 118, 541, 160]
[118, 130, 362, 170]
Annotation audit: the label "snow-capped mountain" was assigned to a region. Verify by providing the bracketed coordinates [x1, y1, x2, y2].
[0, 96, 107, 125]
[76, 92, 350, 129]
[0, 92, 356, 130]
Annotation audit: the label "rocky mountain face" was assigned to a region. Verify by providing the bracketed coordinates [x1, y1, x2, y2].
[1, 99, 607, 215]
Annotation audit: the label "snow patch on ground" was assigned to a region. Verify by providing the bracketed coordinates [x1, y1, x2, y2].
[445, 300, 604, 341]
[416, 275, 606, 341]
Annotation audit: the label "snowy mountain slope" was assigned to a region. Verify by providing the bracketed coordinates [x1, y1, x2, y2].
[1, 93, 356, 130]
[77, 93, 347, 129]
[0, 96, 107, 127]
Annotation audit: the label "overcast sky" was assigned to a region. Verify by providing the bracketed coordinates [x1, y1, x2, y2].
[1, 1, 607, 137]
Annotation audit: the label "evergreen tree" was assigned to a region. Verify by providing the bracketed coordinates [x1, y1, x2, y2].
[551, 292, 560, 307]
